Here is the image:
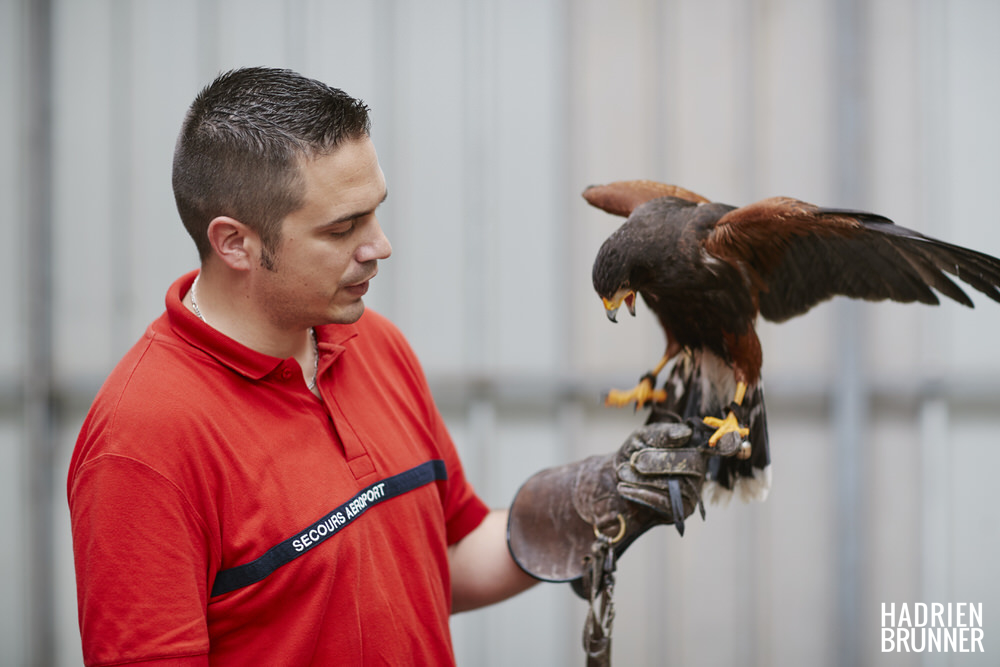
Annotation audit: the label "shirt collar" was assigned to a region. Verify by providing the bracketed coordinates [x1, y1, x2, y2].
[166, 270, 359, 380]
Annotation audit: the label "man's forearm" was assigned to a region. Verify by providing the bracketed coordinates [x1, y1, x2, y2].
[448, 509, 538, 613]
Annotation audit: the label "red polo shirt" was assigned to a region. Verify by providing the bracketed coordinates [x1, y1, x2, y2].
[68, 271, 489, 666]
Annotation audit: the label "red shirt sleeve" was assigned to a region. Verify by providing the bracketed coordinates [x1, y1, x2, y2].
[69, 454, 212, 666]
[425, 403, 490, 545]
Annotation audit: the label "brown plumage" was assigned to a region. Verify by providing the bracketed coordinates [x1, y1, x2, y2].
[587, 179, 1000, 501]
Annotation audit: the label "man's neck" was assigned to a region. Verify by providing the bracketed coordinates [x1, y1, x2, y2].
[186, 269, 314, 362]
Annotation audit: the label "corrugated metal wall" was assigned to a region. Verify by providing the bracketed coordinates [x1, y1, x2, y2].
[4, 1, 999, 665]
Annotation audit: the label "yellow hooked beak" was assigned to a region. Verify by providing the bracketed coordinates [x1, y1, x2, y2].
[602, 288, 636, 323]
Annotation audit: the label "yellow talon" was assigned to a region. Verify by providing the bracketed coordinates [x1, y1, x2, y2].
[703, 411, 750, 447]
[604, 378, 667, 409]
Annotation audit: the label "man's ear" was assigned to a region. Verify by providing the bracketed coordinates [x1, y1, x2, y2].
[206, 216, 261, 271]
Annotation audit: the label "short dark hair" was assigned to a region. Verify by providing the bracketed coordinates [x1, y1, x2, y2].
[172, 67, 371, 264]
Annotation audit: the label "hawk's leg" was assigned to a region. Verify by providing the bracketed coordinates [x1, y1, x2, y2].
[603, 354, 671, 411]
[703, 381, 752, 459]
[603, 372, 667, 410]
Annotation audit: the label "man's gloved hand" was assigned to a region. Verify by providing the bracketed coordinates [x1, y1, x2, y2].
[506, 416, 740, 593]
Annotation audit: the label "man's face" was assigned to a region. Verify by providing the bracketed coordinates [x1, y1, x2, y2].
[249, 136, 391, 329]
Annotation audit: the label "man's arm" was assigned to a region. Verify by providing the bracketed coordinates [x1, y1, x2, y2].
[69, 456, 212, 664]
[448, 509, 538, 613]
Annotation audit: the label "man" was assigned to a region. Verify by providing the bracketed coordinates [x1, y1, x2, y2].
[69, 67, 692, 666]
[69, 67, 539, 666]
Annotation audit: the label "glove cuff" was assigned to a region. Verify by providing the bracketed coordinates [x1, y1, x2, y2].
[506, 455, 627, 584]
[506, 420, 716, 591]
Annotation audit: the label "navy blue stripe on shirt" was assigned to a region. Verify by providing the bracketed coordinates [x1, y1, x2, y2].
[211, 459, 448, 597]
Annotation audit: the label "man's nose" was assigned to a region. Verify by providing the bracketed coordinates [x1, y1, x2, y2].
[357, 216, 392, 262]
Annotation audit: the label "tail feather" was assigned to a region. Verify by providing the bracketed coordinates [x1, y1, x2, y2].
[656, 351, 771, 504]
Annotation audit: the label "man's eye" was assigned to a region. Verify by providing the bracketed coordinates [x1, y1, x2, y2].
[330, 221, 355, 237]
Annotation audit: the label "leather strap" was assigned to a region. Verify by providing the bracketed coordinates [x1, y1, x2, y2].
[582, 534, 617, 667]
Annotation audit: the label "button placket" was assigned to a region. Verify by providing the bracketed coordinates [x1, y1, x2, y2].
[314, 340, 374, 479]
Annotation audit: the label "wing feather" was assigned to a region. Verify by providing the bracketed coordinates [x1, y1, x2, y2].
[704, 197, 1000, 322]
[583, 180, 710, 218]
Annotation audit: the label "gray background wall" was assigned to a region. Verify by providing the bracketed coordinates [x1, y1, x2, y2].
[3, 0, 999, 665]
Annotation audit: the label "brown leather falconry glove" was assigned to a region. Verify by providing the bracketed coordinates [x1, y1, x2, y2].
[506, 415, 738, 595]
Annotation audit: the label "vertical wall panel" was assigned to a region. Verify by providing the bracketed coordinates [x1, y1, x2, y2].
[53, 425, 82, 665]
[667, 0, 754, 200]
[0, 427, 26, 667]
[0, 0, 24, 380]
[951, 416, 1000, 623]
[489, 0, 567, 374]
[215, 0, 291, 67]
[944, 0, 1000, 375]
[383, 1, 469, 373]
[50, 0, 117, 379]
[298, 2, 384, 103]
[1, 11, 27, 656]
[128, 2, 223, 332]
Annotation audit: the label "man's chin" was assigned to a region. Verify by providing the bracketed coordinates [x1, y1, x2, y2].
[327, 300, 366, 325]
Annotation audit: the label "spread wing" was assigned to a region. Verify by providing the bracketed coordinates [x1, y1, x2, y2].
[583, 180, 710, 217]
[705, 197, 1000, 322]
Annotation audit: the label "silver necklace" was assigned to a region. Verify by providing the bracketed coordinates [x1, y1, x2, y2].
[189, 274, 207, 321]
[190, 275, 319, 390]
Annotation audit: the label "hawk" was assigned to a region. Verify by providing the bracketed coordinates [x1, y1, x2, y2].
[587, 180, 1000, 501]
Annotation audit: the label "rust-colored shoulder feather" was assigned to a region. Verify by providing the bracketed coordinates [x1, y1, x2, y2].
[706, 197, 865, 275]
